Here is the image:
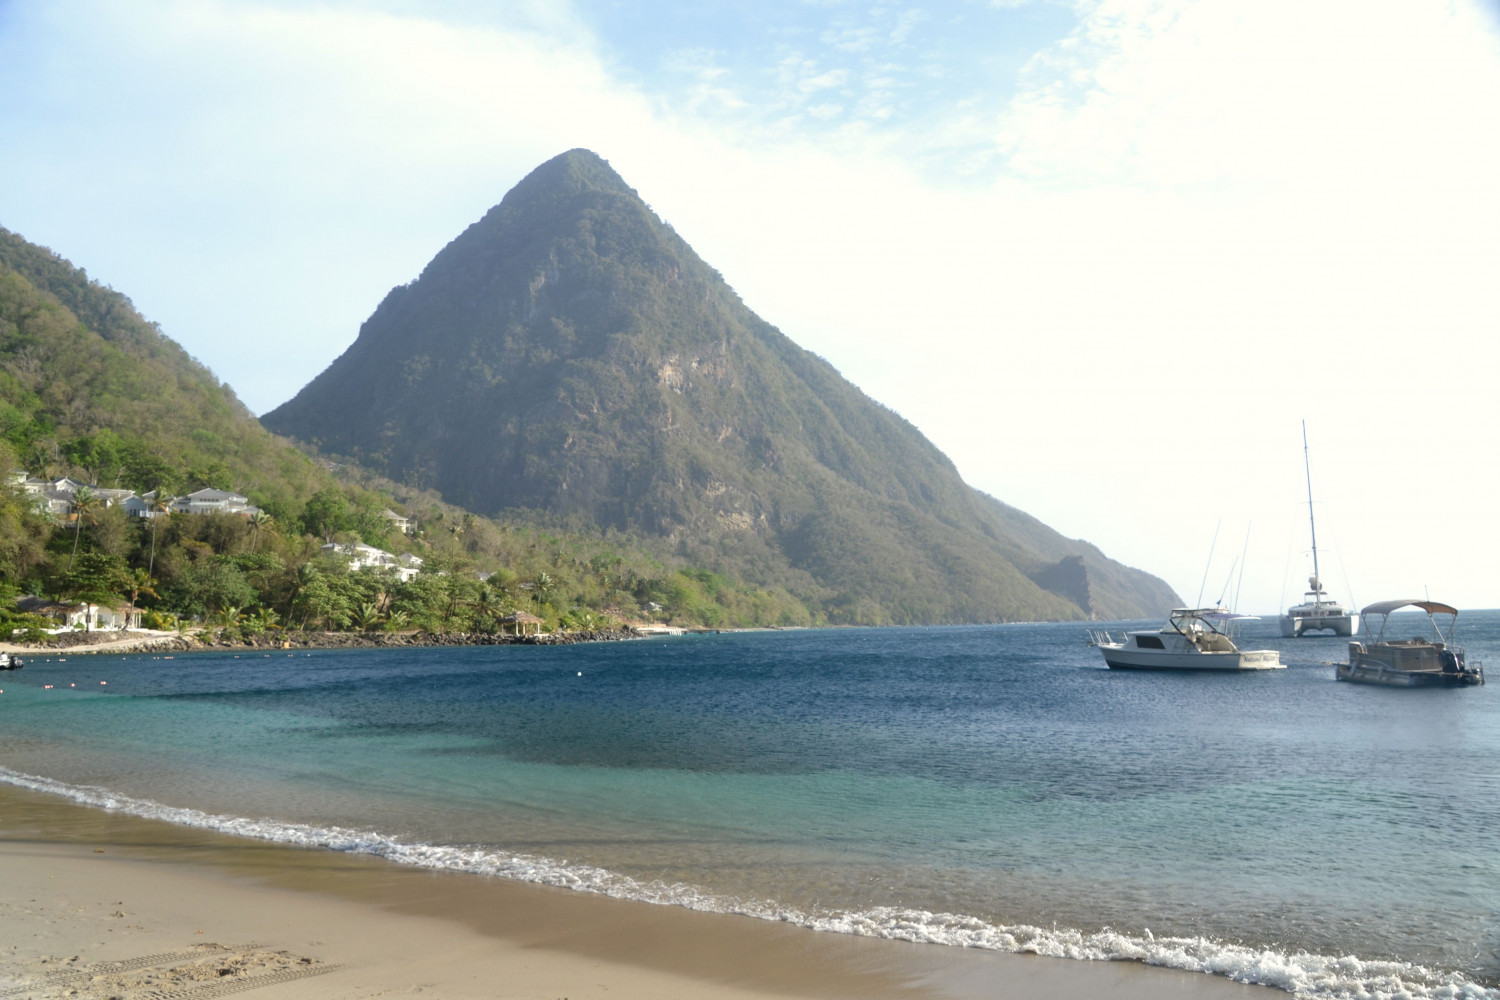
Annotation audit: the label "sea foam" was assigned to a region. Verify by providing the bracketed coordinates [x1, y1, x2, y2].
[2, 766, 1493, 1000]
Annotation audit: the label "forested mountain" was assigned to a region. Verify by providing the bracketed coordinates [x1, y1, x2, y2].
[263, 149, 1179, 623]
[0, 227, 331, 514]
[1, 225, 808, 635]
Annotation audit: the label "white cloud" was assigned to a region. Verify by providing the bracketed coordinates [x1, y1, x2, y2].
[3, 0, 1498, 611]
[1, 0, 667, 404]
[632, 0, 1500, 610]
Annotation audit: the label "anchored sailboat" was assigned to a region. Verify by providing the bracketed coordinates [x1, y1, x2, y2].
[1280, 422, 1358, 637]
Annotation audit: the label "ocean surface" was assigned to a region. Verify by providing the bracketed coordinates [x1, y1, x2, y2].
[2, 613, 1498, 999]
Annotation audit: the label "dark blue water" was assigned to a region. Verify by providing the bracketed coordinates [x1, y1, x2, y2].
[3, 615, 1497, 999]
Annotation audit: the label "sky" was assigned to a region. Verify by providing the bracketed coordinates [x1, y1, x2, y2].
[2, 0, 1498, 614]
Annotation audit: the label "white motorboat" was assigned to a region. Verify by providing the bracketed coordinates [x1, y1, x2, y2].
[1337, 600, 1483, 687]
[1280, 423, 1358, 637]
[1088, 608, 1283, 671]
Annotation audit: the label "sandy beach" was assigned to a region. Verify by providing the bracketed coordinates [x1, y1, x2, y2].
[0, 782, 1272, 1000]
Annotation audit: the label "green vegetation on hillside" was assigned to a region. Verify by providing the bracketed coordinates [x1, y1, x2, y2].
[0, 226, 816, 634]
[264, 149, 1180, 623]
[0, 229, 327, 517]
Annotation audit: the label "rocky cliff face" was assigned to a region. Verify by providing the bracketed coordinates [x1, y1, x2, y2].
[263, 149, 1180, 623]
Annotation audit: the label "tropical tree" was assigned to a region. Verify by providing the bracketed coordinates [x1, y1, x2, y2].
[240, 607, 281, 637]
[66, 487, 103, 572]
[213, 604, 244, 628]
[126, 567, 159, 611]
[0, 580, 54, 642]
[291, 572, 350, 630]
[282, 563, 319, 620]
[438, 573, 483, 630]
[470, 586, 505, 634]
[168, 558, 256, 620]
[0, 470, 51, 581]
[57, 550, 129, 609]
[247, 509, 276, 553]
[351, 602, 384, 632]
[301, 489, 354, 543]
[145, 491, 171, 576]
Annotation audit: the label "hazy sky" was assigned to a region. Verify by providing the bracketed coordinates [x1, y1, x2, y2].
[3, 0, 1498, 614]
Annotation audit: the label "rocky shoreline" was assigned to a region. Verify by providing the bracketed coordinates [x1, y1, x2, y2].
[9, 627, 642, 656]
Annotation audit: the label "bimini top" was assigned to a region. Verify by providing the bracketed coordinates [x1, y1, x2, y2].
[1170, 608, 1259, 621]
[1360, 599, 1459, 617]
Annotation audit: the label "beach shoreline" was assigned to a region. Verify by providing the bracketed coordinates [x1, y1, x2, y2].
[0, 625, 643, 657]
[0, 781, 1270, 1000]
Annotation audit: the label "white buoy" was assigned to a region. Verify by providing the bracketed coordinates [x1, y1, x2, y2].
[577, 671, 582, 676]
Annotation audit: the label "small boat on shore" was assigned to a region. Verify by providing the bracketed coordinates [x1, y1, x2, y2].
[1337, 600, 1483, 687]
[1088, 608, 1283, 671]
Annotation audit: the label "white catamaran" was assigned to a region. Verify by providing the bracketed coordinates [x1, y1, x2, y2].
[1280, 423, 1358, 637]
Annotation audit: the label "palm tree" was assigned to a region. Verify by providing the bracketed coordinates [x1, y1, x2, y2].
[283, 563, 319, 620]
[471, 587, 505, 634]
[247, 509, 275, 553]
[127, 567, 158, 621]
[247, 607, 281, 630]
[240, 607, 281, 638]
[351, 602, 384, 632]
[440, 575, 467, 629]
[145, 490, 172, 577]
[66, 487, 103, 573]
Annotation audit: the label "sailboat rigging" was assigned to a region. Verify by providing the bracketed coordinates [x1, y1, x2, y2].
[1279, 422, 1358, 637]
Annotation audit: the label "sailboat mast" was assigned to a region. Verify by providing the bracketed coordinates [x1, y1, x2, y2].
[1302, 420, 1321, 595]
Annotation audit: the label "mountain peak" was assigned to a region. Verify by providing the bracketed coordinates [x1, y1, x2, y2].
[519, 148, 632, 195]
[262, 153, 1180, 624]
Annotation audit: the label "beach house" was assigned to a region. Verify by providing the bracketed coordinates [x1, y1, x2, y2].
[171, 488, 260, 516]
[320, 542, 424, 583]
[14, 476, 260, 521]
[16, 596, 143, 632]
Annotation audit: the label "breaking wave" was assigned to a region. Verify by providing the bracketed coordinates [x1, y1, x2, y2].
[3, 766, 1493, 1000]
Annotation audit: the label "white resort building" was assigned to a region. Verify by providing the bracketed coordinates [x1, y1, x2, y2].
[13, 475, 261, 520]
[320, 542, 424, 582]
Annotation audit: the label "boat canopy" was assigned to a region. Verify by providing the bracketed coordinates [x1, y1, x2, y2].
[1171, 608, 1259, 621]
[1360, 599, 1459, 618]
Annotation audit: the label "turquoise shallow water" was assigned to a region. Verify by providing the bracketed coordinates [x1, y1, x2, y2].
[3, 615, 1498, 998]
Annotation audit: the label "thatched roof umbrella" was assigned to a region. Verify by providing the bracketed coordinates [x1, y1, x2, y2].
[497, 612, 545, 637]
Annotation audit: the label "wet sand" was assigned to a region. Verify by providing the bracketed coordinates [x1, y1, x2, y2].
[0, 782, 1270, 999]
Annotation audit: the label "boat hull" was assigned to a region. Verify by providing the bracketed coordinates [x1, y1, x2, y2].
[1336, 661, 1483, 687]
[1100, 647, 1283, 671]
[1280, 613, 1358, 638]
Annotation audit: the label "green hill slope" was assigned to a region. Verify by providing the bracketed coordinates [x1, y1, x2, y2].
[1, 224, 809, 633]
[0, 226, 331, 513]
[263, 149, 1179, 623]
